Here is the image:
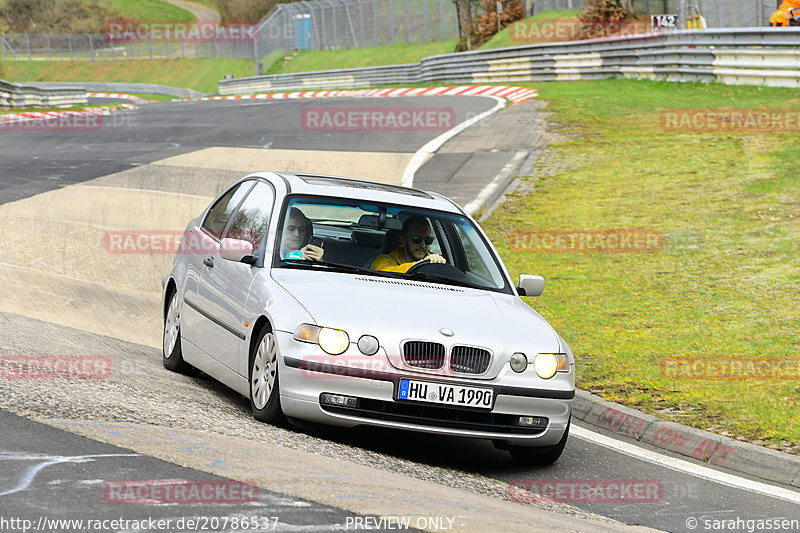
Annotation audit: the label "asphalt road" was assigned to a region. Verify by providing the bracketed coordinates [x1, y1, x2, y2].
[1, 96, 799, 532]
[0, 409, 385, 533]
[0, 97, 497, 204]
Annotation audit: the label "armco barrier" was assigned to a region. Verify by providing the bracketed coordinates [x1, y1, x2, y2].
[219, 28, 800, 94]
[29, 81, 204, 99]
[1, 78, 88, 107]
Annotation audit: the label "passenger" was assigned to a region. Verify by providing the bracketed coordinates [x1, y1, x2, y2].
[282, 207, 324, 261]
[372, 216, 445, 273]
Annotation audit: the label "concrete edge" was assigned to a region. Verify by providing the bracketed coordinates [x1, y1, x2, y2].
[573, 389, 800, 488]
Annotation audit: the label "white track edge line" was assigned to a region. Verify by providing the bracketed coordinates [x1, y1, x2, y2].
[401, 95, 506, 188]
[571, 425, 800, 505]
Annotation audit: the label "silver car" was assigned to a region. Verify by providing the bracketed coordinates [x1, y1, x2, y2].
[162, 172, 575, 464]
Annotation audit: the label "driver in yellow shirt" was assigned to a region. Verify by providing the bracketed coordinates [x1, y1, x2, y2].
[372, 216, 446, 273]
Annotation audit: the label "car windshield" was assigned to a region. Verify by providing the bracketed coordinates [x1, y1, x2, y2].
[273, 196, 510, 292]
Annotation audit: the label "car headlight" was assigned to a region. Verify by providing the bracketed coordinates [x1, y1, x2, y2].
[534, 353, 569, 379]
[510, 352, 528, 373]
[293, 324, 350, 355]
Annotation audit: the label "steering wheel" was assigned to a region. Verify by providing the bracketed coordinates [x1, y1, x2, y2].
[405, 260, 469, 282]
[405, 259, 431, 275]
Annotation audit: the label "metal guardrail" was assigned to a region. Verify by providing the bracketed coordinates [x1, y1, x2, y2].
[0, 78, 88, 107]
[218, 28, 800, 94]
[29, 82, 204, 99]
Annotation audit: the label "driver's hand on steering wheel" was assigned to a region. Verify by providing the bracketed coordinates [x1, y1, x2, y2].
[420, 253, 446, 264]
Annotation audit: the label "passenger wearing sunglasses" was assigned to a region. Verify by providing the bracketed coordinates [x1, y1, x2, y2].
[371, 216, 446, 273]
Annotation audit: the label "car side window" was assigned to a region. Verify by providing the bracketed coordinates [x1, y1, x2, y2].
[201, 181, 254, 240]
[223, 181, 274, 254]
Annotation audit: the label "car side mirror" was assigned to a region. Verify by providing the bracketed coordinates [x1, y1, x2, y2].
[517, 275, 544, 297]
[220, 238, 255, 264]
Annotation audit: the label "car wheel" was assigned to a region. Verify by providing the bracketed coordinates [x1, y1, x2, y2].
[162, 289, 199, 375]
[249, 326, 286, 425]
[508, 420, 570, 466]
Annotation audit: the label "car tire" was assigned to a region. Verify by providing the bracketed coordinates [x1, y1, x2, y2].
[162, 289, 199, 375]
[249, 325, 286, 425]
[508, 420, 570, 466]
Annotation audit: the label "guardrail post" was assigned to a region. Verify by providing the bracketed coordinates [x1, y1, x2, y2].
[46, 33, 52, 60]
[68, 34, 73, 60]
[26, 33, 31, 61]
[110, 33, 116, 59]
[87, 34, 94, 61]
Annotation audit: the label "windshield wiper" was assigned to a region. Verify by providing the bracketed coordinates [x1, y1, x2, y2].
[280, 259, 373, 275]
[403, 271, 486, 290]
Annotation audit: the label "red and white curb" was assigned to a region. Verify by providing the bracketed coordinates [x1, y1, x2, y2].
[175, 85, 538, 105]
[0, 104, 136, 127]
[88, 92, 150, 105]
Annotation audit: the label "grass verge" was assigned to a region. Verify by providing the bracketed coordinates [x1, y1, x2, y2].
[481, 78, 800, 452]
[106, 0, 194, 21]
[265, 40, 459, 75]
[0, 58, 255, 94]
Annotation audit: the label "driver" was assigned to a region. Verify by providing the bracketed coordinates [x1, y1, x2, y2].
[372, 216, 446, 273]
[282, 207, 324, 261]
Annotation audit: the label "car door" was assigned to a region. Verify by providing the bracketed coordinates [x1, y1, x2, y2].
[181, 180, 254, 350]
[193, 180, 275, 374]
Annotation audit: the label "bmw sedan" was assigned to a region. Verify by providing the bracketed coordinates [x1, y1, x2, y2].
[162, 172, 575, 464]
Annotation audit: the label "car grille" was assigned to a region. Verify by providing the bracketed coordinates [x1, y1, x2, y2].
[403, 341, 445, 369]
[321, 398, 548, 435]
[450, 346, 491, 374]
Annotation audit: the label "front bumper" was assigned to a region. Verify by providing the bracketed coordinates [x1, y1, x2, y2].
[275, 331, 573, 447]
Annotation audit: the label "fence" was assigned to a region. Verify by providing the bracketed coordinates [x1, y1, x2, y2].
[218, 28, 800, 94]
[530, 0, 778, 28]
[0, 32, 256, 62]
[0, 0, 787, 69]
[253, 0, 460, 61]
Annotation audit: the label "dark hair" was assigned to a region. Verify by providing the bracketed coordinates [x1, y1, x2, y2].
[402, 215, 430, 235]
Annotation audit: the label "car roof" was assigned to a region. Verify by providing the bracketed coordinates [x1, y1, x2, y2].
[261, 172, 465, 214]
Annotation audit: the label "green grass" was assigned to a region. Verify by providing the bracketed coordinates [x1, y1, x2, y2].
[481, 78, 800, 451]
[0, 57, 254, 94]
[265, 40, 459, 75]
[482, 10, 582, 49]
[105, 0, 194, 22]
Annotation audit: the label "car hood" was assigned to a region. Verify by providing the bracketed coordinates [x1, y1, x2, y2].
[270, 269, 560, 376]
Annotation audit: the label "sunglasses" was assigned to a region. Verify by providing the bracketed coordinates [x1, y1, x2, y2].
[410, 235, 434, 245]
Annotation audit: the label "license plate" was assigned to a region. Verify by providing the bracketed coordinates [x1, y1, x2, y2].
[397, 378, 493, 409]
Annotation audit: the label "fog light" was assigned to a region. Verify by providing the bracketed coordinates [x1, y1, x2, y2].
[516, 416, 548, 428]
[357, 335, 379, 355]
[510, 352, 528, 373]
[319, 393, 358, 408]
